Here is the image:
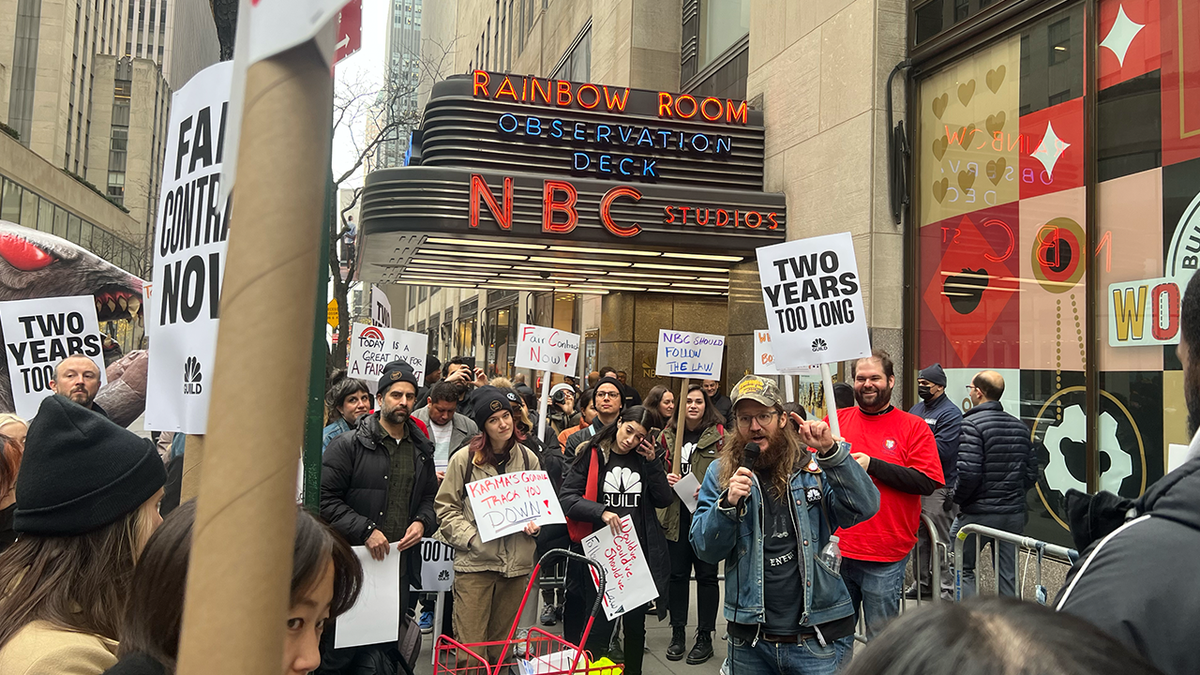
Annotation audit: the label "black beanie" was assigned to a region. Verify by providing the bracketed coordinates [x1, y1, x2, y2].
[15, 395, 166, 536]
[377, 360, 419, 395]
[918, 363, 947, 387]
[473, 386, 513, 430]
[594, 376, 625, 407]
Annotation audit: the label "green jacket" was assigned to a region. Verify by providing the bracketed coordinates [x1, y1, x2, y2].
[657, 423, 724, 541]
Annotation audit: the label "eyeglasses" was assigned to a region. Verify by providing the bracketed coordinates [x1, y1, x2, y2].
[965, 385, 977, 391]
[596, 391, 621, 399]
[735, 411, 779, 428]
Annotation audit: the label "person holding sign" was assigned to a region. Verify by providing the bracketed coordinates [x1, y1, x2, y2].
[690, 376, 879, 674]
[657, 384, 725, 664]
[834, 351, 942, 640]
[560, 406, 673, 675]
[434, 387, 541, 666]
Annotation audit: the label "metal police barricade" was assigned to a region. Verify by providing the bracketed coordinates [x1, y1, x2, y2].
[855, 513, 949, 644]
[952, 523, 1078, 604]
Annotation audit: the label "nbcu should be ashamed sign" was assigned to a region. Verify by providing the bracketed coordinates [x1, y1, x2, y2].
[756, 233, 870, 369]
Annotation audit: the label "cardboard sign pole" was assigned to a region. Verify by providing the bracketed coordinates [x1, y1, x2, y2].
[672, 377, 690, 471]
[180, 435, 205, 500]
[537, 370, 551, 443]
[821, 363, 840, 439]
[176, 43, 332, 675]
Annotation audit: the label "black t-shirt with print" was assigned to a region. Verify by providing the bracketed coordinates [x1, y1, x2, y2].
[762, 484, 801, 633]
[602, 449, 644, 520]
[679, 426, 703, 476]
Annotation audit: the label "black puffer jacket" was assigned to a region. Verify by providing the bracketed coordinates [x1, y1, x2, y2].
[321, 411, 439, 590]
[952, 401, 1037, 515]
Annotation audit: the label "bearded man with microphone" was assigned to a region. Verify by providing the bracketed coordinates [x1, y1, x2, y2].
[691, 375, 879, 675]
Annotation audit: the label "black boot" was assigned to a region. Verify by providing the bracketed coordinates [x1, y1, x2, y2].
[687, 630, 714, 665]
[666, 626, 687, 661]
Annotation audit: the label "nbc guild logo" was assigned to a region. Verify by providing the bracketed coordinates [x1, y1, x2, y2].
[183, 356, 203, 395]
[438, 570, 450, 581]
[811, 338, 829, 352]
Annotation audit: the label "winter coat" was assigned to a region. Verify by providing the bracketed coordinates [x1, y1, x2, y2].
[908, 392, 963, 486]
[545, 407, 580, 438]
[0, 621, 117, 675]
[565, 419, 605, 458]
[656, 423, 724, 541]
[691, 442, 880, 628]
[1056, 439, 1200, 675]
[559, 437, 675, 621]
[953, 401, 1037, 515]
[320, 411, 440, 591]
[411, 408, 478, 456]
[103, 653, 168, 675]
[557, 419, 589, 456]
[435, 441, 541, 577]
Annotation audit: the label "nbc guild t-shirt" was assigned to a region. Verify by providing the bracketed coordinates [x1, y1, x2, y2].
[602, 450, 644, 521]
[679, 426, 703, 476]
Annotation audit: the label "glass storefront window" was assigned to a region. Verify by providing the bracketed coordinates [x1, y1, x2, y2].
[78, 220, 93, 249]
[20, 191, 38, 230]
[913, 0, 1200, 545]
[66, 214, 81, 243]
[455, 315, 477, 359]
[484, 304, 517, 379]
[53, 205, 68, 238]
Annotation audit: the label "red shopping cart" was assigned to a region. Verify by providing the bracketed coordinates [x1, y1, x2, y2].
[433, 548, 620, 675]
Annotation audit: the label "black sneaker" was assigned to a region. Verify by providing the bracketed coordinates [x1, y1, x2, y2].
[609, 638, 624, 663]
[687, 631, 714, 665]
[666, 626, 687, 661]
[540, 603, 558, 626]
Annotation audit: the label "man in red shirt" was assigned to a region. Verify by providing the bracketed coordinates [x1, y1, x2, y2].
[834, 350, 943, 638]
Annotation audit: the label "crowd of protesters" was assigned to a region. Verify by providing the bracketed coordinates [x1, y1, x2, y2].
[9, 268, 1200, 675]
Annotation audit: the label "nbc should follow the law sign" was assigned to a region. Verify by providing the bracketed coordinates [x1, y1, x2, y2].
[756, 233, 871, 369]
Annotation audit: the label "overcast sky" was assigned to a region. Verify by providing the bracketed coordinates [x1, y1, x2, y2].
[331, 0, 388, 191]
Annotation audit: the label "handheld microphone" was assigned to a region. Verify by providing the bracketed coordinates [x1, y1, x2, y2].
[741, 441, 761, 473]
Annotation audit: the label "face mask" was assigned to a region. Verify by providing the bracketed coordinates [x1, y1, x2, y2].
[917, 384, 934, 401]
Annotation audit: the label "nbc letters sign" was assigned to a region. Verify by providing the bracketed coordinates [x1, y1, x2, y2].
[0, 296, 107, 419]
[756, 233, 870, 369]
[145, 62, 233, 433]
[348, 323, 427, 385]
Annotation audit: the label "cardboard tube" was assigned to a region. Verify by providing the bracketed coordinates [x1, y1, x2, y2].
[180, 434, 204, 500]
[176, 43, 332, 675]
[672, 377, 689, 471]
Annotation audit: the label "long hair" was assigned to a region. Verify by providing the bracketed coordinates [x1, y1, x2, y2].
[324, 370, 372, 425]
[0, 508, 149, 648]
[118, 502, 362, 670]
[0, 433, 20, 502]
[716, 404, 806, 499]
[667, 384, 726, 432]
[643, 386, 671, 426]
[573, 406, 658, 466]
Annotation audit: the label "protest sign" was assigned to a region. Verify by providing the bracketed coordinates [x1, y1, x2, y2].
[336, 545, 400, 649]
[0, 296, 107, 419]
[515, 324, 581, 442]
[411, 538, 455, 592]
[371, 285, 392, 328]
[754, 330, 820, 376]
[756, 233, 870, 369]
[144, 61, 233, 434]
[654, 329, 725, 379]
[347, 322, 427, 385]
[581, 515, 659, 621]
[465, 470, 566, 543]
[515, 324, 580, 377]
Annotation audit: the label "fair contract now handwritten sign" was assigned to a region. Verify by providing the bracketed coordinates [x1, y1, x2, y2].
[466, 471, 567, 543]
[654, 329, 725, 379]
[515, 324, 580, 377]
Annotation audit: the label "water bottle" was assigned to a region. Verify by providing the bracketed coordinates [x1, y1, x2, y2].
[818, 535, 842, 574]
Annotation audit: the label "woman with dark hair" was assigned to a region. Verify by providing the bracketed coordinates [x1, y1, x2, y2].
[321, 371, 373, 452]
[0, 396, 166, 674]
[656, 383, 724, 664]
[103, 501, 364, 675]
[0, 417, 25, 554]
[560, 405, 673, 675]
[842, 596, 1164, 675]
[643, 385, 675, 431]
[435, 386, 541, 666]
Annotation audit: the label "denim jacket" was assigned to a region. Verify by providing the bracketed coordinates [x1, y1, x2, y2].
[690, 440, 880, 628]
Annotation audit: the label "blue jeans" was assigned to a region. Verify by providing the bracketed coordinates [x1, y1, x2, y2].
[840, 555, 908, 640]
[727, 634, 853, 675]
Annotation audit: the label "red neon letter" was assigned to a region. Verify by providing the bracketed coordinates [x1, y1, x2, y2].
[701, 97, 723, 121]
[1152, 283, 1181, 341]
[470, 174, 513, 230]
[556, 81, 573, 106]
[473, 70, 491, 98]
[675, 94, 698, 119]
[577, 84, 601, 109]
[658, 92, 674, 118]
[531, 79, 552, 104]
[543, 180, 578, 233]
[495, 76, 519, 101]
[599, 186, 643, 238]
[726, 99, 748, 124]
[603, 86, 630, 112]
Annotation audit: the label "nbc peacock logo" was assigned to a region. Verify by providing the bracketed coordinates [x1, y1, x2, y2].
[811, 338, 828, 352]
